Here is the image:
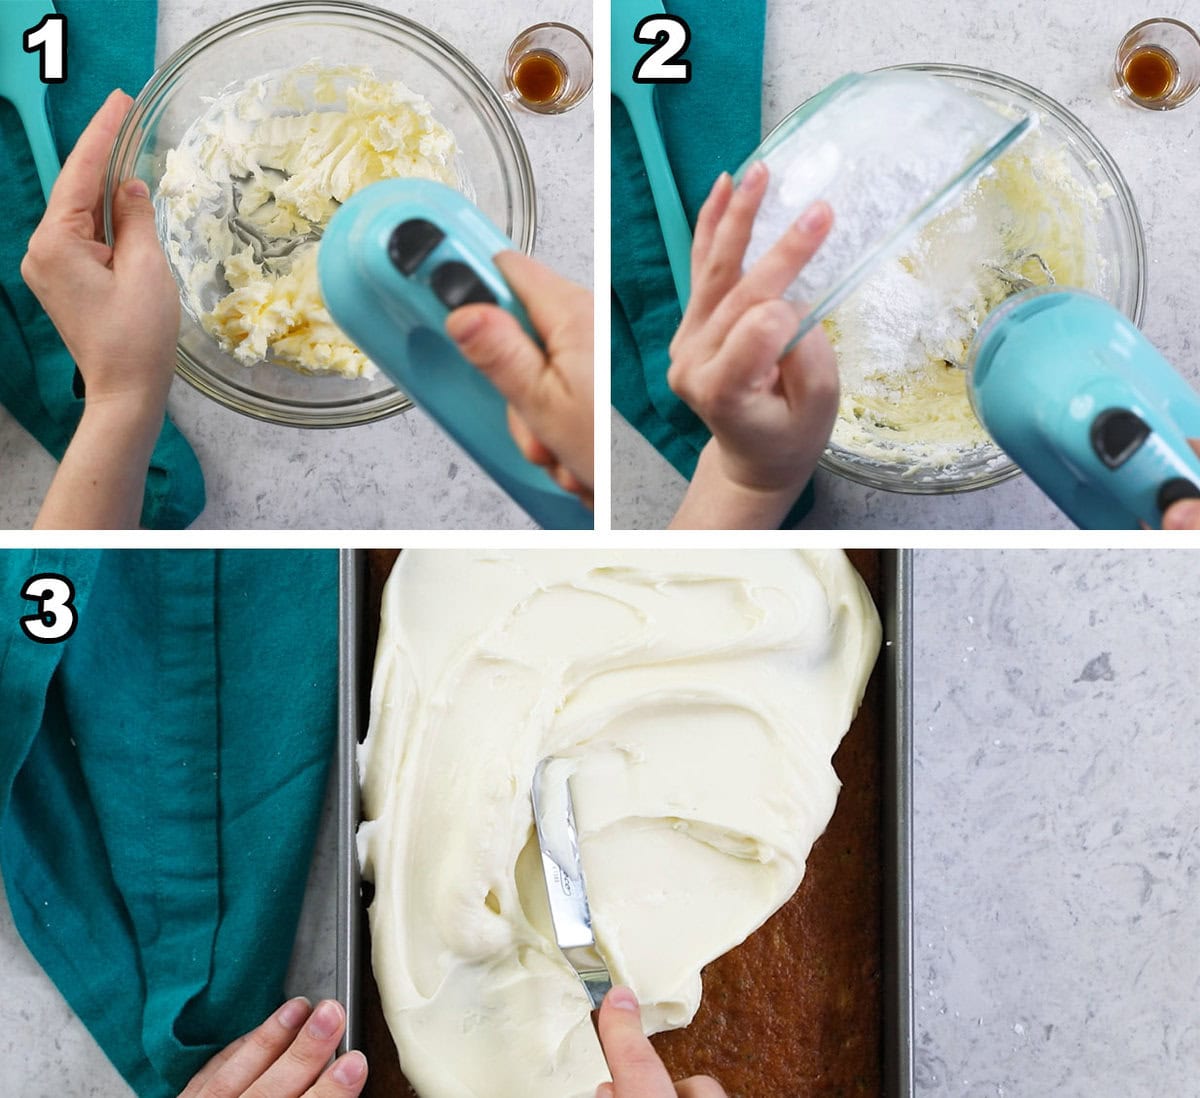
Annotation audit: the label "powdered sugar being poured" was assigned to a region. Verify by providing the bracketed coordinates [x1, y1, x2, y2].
[742, 70, 1111, 478]
[831, 189, 1013, 397]
[823, 122, 1108, 473]
[742, 71, 1030, 316]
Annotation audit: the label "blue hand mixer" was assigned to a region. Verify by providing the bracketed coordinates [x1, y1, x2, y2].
[967, 288, 1200, 529]
[318, 179, 592, 531]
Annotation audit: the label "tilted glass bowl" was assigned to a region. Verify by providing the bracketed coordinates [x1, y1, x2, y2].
[811, 64, 1146, 494]
[737, 69, 1034, 345]
[104, 0, 536, 428]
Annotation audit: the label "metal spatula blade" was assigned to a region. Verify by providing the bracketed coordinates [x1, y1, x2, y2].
[531, 757, 612, 1010]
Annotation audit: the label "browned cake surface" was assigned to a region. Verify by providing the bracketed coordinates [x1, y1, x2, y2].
[651, 546, 884, 1096]
[359, 549, 884, 1098]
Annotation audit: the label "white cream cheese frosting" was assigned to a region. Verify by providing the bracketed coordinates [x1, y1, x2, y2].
[157, 63, 460, 377]
[358, 549, 881, 1098]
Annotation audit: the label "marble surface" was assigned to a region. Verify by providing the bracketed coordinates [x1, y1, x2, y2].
[0, 0, 593, 530]
[612, 0, 1200, 529]
[913, 549, 1199, 1095]
[4, 550, 1198, 1095]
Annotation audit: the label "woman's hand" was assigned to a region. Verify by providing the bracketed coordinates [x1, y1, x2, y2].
[595, 987, 727, 1098]
[667, 163, 838, 530]
[21, 89, 181, 529]
[446, 253, 594, 508]
[1161, 441, 1200, 529]
[22, 89, 179, 411]
[180, 998, 367, 1098]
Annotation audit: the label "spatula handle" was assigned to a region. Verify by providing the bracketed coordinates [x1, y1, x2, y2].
[627, 104, 692, 311]
[17, 92, 59, 203]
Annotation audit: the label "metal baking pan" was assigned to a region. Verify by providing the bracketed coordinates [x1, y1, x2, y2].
[336, 546, 365, 1057]
[884, 548, 914, 1098]
[335, 548, 913, 1097]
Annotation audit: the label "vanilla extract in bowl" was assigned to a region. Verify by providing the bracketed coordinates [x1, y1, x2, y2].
[512, 50, 566, 106]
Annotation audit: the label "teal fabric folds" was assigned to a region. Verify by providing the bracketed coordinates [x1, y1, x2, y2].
[0, 0, 204, 529]
[611, 0, 815, 522]
[0, 550, 338, 1097]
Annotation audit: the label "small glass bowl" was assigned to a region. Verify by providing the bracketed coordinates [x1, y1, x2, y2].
[1114, 18, 1200, 111]
[502, 22, 593, 115]
[817, 64, 1147, 495]
[104, 0, 536, 428]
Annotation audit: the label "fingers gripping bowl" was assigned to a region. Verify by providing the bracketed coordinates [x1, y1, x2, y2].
[808, 65, 1146, 493]
[103, 0, 536, 428]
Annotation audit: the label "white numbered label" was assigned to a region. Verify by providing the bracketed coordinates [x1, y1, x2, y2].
[23, 14, 67, 85]
[20, 574, 78, 644]
[633, 15, 692, 84]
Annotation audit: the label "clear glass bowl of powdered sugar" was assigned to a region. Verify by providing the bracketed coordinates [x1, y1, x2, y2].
[738, 64, 1146, 494]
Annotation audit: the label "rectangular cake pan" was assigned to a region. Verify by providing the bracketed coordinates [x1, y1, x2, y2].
[335, 548, 914, 1097]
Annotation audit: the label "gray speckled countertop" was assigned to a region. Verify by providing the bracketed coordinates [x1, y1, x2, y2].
[612, 0, 1200, 529]
[913, 549, 1200, 1096]
[0, 0, 593, 530]
[4, 549, 1198, 1095]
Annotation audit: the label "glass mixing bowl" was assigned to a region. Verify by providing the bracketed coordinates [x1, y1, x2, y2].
[103, 0, 536, 428]
[817, 63, 1146, 494]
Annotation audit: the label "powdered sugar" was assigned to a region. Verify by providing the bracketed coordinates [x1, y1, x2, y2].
[830, 180, 1015, 396]
[824, 121, 1109, 474]
[741, 69, 1114, 481]
[743, 71, 1029, 321]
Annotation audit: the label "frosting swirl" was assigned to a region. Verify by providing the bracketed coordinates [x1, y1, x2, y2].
[359, 549, 881, 1098]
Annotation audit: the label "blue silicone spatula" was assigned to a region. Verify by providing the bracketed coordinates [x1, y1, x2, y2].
[612, 0, 692, 310]
[0, 1, 61, 202]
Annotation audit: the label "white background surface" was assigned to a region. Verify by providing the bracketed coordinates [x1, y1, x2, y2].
[3, 549, 1198, 1096]
[611, 0, 1200, 529]
[0, 0, 594, 531]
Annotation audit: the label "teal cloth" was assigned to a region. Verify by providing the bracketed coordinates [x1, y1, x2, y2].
[0, 550, 337, 1097]
[611, 0, 815, 523]
[0, 0, 204, 529]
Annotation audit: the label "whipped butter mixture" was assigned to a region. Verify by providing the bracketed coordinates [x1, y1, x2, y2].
[358, 549, 880, 1098]
[158, 63, 459, 377]
[824, 121, 1109, 474]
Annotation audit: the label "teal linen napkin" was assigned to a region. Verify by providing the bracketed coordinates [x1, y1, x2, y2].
[0, 0, 204, 529]
[611, 0, 815, 522]
[0, 550, 338, 1097]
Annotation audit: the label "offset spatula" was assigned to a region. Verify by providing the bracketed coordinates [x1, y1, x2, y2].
[531, 757, 613, 1009]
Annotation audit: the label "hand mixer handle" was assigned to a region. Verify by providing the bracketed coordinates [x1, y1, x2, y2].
[1066, 378, 1200, 529]
[970, 289, 1200, 530]
[319, 180, 593, 531]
